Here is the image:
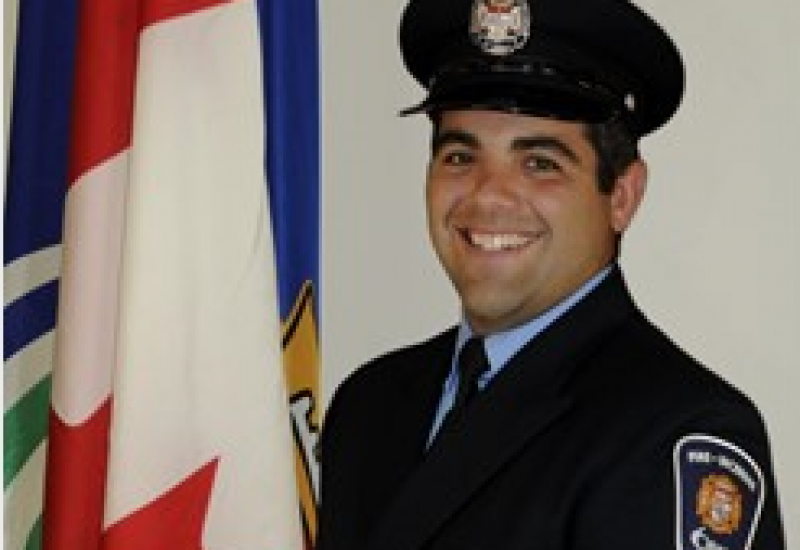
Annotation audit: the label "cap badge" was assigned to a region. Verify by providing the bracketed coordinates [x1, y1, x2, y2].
[469, 0, 531, 56]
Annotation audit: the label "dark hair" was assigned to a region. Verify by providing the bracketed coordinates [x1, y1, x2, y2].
[584, 119, 640, 194]
[586, 118, 640, 255]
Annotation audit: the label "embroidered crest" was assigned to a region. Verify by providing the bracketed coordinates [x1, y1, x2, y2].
[674, 434, 765, 550]
[697, 474, 743, 535]
[469, 0, 531, 56]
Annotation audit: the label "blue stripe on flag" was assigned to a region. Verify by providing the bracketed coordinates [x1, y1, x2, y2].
[4, 281, 59, 361]
[4, 0, 77, 265]
[4, 13, 76, 548]
[257, 0, 320, 321]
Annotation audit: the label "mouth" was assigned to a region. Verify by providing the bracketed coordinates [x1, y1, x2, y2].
[459, 229, 537, 252]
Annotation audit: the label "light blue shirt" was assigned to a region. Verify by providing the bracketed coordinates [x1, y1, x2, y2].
[427, 265, 613, 445]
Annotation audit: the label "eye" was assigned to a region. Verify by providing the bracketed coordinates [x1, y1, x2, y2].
[441, 150, 475, 166]
[524, 154, 563, 176]
[524, 154, 561, 174]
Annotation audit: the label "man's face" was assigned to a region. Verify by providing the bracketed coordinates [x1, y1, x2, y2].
[426, 110, 644, 334]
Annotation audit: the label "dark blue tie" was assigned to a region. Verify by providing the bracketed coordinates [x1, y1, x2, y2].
[443, 337, 490, 430]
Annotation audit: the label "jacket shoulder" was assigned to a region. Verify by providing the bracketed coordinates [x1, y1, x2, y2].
[585, 312, 774, 464]
[340, 327, 454, 389]
[614, 315, 758, 411]
[324, 328, 456, 422]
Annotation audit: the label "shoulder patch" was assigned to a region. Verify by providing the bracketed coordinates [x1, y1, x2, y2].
[674, 434, 765, 550]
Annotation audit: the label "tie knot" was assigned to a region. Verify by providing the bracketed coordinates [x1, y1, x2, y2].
[455, 337, 489, 406]
[428, 337, 490, 447]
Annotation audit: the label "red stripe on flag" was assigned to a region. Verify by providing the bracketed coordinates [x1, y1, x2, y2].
[67, 0, 139, 185]
[101, 460, 219, 550]
[49, 0, 137, 545]
[43, 400, 112, 549]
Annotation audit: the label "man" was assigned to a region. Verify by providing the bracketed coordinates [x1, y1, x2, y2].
[317, 0, 786, 548]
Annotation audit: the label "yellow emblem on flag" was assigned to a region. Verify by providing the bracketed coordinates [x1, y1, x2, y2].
[282, 280, 320, 543]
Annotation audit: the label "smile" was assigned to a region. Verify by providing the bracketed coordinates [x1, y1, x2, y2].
[462, 230, 534, 252]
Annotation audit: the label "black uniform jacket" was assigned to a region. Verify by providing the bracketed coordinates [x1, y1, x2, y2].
[317, 269, 785, 549]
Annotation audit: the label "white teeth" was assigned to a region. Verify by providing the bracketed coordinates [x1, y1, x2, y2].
[469, 232, 531, 251]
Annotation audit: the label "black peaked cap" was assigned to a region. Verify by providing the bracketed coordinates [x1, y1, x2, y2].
[399, 0, 685, 137]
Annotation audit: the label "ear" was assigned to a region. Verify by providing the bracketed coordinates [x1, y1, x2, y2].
[609, 159, 647, 234]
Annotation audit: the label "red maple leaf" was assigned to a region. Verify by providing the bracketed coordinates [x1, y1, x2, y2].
[101, 459, 219, 550]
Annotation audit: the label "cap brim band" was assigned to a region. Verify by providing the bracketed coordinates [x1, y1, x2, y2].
[400, 76, 625, 123]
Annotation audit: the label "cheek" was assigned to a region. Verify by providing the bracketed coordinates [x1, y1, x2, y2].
[562, 199, 617, 253]
[426, 178, 460, 224]
[534, 191, 612, 241]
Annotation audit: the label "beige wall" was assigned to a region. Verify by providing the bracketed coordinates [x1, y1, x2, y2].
[320, 0, 800, 544]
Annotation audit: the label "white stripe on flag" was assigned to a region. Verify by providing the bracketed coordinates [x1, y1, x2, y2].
[103, 2, 302, 547]
[3, 245, 62, 308]
[53, 149, 129, 425]
[4, 331, 55, 412]
[3, 442, 47, 550]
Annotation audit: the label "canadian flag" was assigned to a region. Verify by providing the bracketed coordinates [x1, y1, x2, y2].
[43, 0, 303, 548]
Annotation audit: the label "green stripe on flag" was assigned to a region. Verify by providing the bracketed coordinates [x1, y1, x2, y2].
[25, 515, 43, 550]
[4, 375, 51, 488]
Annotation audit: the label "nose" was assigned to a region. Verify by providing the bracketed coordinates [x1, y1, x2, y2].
[468, 161, 519, 205]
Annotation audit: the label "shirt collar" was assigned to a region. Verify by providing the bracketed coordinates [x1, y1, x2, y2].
[448, 265, 614, 389]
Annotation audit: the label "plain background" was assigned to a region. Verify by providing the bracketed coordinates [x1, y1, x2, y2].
[320, 0, 799, 544]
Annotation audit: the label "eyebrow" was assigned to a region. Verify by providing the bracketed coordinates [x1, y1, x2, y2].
[432, 129, 580, 165]
[511, 136, 580, 165]
[431, 129, 479, 155]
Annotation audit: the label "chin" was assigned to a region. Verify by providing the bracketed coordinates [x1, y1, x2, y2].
[462, 295, 523, 331]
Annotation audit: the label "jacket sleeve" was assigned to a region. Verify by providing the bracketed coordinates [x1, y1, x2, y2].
[572, 398, 785, 549]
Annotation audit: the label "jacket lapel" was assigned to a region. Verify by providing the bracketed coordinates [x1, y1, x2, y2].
[366, 269, 637, 550]
[368, 329, 459, 506]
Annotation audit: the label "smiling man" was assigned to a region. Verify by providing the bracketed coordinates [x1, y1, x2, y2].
[316, 1, 786, 549]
